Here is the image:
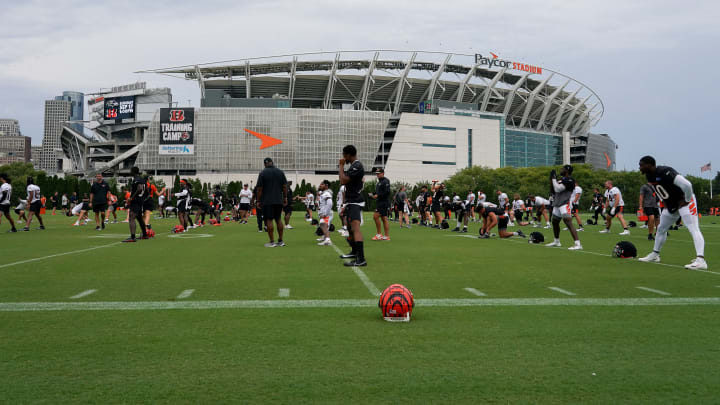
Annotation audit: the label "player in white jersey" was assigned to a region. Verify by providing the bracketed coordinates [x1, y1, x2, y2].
[302, 191, 314, 221]
[23, 177, 45, 231]
[316, 180, 334, 245]
[570, 185, 584, 231]
[510, 194, 529, 226]
[496, 190, 509, 210]
[601, 180, 629, 235]
[466, 191, 476, 221]
[0, 173, 17, 232]
[477, 191, 486, 205]
[238, 184, 253, 224]
[337, 184, 348, 236]
[528, 195, 551, 228]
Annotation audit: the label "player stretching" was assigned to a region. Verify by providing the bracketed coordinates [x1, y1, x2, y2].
[545, 165, 582, 250]
[338, 145, 367, 266]
[638, 156, 707, 269]
[600, 181, 630, 235]
[316, 180, 334, 246]
[23, 177, 44, 231]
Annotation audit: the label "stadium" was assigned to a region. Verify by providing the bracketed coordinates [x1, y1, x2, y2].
[128, 50, 615, 184]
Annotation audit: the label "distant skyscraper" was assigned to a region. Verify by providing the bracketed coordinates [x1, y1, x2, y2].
[54, 91, 84, 136]
[0, 119, 21, 137]
[40, 99, 71, 173]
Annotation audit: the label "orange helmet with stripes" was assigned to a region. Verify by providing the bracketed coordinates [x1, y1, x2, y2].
[378, 284, 414, 322]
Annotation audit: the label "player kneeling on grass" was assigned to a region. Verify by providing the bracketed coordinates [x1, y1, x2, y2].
[545, 165, 583, 250]
[316, 180, 334, 246]
[477, 204, 525, 239]
[637, 155, 707, 270]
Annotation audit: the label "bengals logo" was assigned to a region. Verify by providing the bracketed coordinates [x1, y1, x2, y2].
[180, 132, 190, 141]
[378, 284, 414, 320]
[169, 110, 185, 122]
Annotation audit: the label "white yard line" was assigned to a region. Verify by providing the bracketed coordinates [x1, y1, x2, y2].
[278, 288, 290, 298]
[548, 287, 576, 296]
[636, 286, 672, 296]
[331, 244, 381, 296]
[464, 288, 486, 296]
[70, 289, 97, 299]
[0, 242, 121, 270]
[176, 289, 194, 299]
[3, 297, 720, 311]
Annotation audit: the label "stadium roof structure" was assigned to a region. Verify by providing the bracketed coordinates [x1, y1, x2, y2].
[137, 50, 604, 135]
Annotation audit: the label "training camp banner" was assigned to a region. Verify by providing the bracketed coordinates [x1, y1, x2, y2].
[159, 108, 195, 155]
[103, 96, 135, 122]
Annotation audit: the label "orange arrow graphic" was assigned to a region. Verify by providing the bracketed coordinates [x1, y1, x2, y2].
[244, 128, 283, 150]
[604, 152, 612, 168]
[490, 52, 498, 59]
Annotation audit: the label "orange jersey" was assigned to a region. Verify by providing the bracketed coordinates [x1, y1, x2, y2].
[146, 183, 158, 198]
[109, 194, 118, 204]
[41, 196, 47, 206]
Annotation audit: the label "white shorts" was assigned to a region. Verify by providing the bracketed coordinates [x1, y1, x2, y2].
[71, 204, 83, 215]
[552, 203, 572, 218]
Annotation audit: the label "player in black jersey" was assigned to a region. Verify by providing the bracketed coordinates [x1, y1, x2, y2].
[590, 188, 605, 225]
[212, 186, 224, 223]
[430, 181, 445, 228]
[122, 167, 148, 242]
[191, 197, 210, 225]
[338, 145, 366, 267]
[638, 156, 707, 269]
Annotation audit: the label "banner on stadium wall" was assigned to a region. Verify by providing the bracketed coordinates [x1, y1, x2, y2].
[103, 96, 135, 122]
[159, 108, 195, 155]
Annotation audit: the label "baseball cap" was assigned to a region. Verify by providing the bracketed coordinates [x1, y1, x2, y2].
[264, 157, 273, 164]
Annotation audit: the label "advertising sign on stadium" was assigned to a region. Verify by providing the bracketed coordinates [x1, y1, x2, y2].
[159, 108, 195, 155]
[103, 96, 135, 122]
[474, 53, 542, 75]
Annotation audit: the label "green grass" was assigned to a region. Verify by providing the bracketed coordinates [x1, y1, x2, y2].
[1, 211, 719, 403]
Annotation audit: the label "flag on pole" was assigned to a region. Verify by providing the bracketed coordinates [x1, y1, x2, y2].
[700, 162, 711, 172]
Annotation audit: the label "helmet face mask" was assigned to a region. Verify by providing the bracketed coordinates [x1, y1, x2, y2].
[528, 232, 545, 244]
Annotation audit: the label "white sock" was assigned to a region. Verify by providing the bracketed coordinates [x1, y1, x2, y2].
[575, 240, 581, 246]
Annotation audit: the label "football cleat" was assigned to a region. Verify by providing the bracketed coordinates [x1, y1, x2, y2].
[340, 253, 357, 259]
[568, 244, 583, 250]
[317, 238, 332, 246]
[263, 242, 276, 248]
[619, 230, 630, 236]
[599, 229, 609, 233]
[545, 240, 562, 247]
[638, 252, 660, 263]
[371, 234, 383, 241]
[684, 258, 708, 270]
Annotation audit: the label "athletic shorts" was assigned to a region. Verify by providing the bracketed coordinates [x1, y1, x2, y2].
[497, 215, 509, 230]
[552, 204, 572, 219]
[62, 204, 68, 209]
[282, 204, 292, 214]
[263, 204, 283, 221]
[29, 201, 42, 214]
[643, 207, 660, 217]
[431, 203, 441, 213]
[240, 203, 251, 211]
[129, 202, 144, 214]
[0, 204, 9, 214]
[54, 202, 60, 209]
[345, 204, 362, 222]
[571, 204, 579, 214]
[14, 208, 22, 215]
[177, 204, 187, 213]
[376, 201, 390, 217]
[514, 210, 524, 220]
[320, 214, 333, 225]
[92, 203, 107, 213]
[143, 199, 155, 212]
[81, 202, 90, 211]
[608, 206, 624, 217]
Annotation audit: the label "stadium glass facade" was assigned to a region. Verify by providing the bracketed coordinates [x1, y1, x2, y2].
[504, 129, 564, 168]
[136, 108, 389, 175]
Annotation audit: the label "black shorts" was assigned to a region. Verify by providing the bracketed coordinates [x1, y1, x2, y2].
[81, 202, 90, 211]
[571, 204, 579, 214]
[0, 204, 9, 214]
[263, 204, 283, 221]
[608, 206, 624, 217]
[346, 204, 362, 222]
[643, 207, 660, 217]
[177, 204, 187, 213]
[283, 204, 292, 214]
[29, 201, 42, 214]
[514, 209, 523, 220]
[498, 215, 509, 230]
[431, 204, 441, 213]
[62, 204, 68, 209]
[143, 199, 155, 212]
[376, 201, 390, 217]
[129, 202, 144, 214]
[54, 202, 60, 209]
[240, 203, 251, 211]
[92, 203, 107, 213]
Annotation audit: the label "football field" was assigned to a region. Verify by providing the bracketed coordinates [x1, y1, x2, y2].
[1, 212, 719, 403]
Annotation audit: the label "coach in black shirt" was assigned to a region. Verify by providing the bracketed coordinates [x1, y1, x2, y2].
[256, 157, 288, 247]
[89, 173, 110, 231]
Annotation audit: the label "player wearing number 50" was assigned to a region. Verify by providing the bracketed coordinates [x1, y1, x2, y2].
[638, 156, 707, 270]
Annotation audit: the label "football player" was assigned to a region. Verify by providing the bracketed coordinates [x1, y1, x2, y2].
[570, 183, 584, 231]
[545, 165, 582, 250]
[370, 168, 391, 241]
[338, 145, 367, 267]
[638, 156, 707, 269]
[316, 180, 334, 246]
[590, 188, 605, 225]
[430, 181, 445, 228]
[601, 180, 630, 235]
[239, 184, 253, 224]
[527, 194, 551, 228]
[283, 181, 293, 229]
[477, 204, 525, 239]
[122, 167, 148, 242]
[23, 177, 44, 231]
[639, 182, 660, 240]
[0, 173, 17, 232]
[511, 194, 529, 226]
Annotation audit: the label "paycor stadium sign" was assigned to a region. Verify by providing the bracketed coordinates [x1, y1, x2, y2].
[474, 53, 542, 75]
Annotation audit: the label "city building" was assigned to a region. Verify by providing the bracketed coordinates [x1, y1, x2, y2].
[40, 99, 72, 173]
[0, 136, 31, 165]
[54, 91, 85, 136]
[0, 119, 21, 137]
[570, 132, 617, 170]
[31, 145, 42, 167]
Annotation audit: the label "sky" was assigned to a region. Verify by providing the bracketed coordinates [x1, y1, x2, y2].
[1, 0, 718, 176]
